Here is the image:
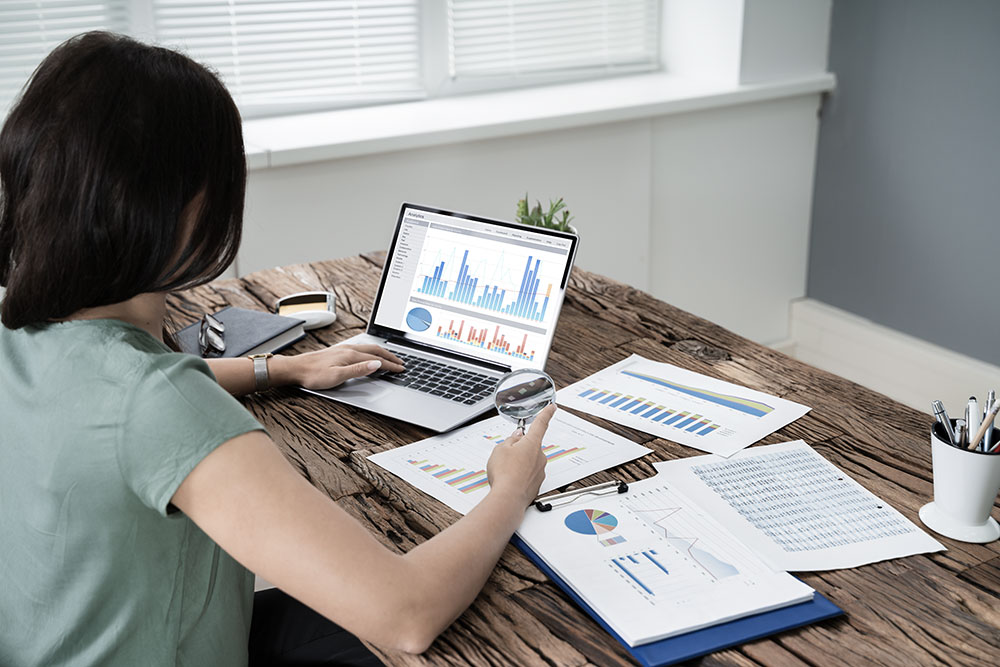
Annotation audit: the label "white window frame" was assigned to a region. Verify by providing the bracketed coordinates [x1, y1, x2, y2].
[3, 1, 662, 119]
[422, 1, 661, 100]
[121, 0, 661, 118]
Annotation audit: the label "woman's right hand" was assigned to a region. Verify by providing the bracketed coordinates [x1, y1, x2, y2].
[485, 405, 556, 507]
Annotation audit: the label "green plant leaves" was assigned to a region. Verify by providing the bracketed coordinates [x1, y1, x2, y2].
[515, 194, 575, 232]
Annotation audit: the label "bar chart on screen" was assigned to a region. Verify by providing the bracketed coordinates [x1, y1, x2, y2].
[417, 249, 556, 323]
[435, 317, 541, 362]
[409, 230, 565, 329]
[368, 411, 652, 515]
[557, 354, 810, 457]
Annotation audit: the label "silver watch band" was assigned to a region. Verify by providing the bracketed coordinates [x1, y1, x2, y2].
[251, 355, 270, 392]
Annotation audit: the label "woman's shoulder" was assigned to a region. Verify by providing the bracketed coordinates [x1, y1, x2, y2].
[100, 323, 220, 396]
[2, 318, 216, 394]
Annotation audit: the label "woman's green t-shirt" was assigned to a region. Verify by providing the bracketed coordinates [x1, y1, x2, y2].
[0, 319, 265, 666]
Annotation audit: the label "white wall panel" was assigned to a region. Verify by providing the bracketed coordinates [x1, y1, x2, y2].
[241, 119, 653, 289]
[649, 95, 822, 343]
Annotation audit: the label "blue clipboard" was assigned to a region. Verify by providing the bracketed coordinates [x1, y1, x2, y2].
[511, 535, 844, 666]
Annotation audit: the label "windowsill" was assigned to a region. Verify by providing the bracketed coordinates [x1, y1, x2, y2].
[242, 71, 836, 171]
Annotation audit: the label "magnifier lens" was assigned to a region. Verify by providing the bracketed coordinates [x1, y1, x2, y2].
[493, 369, 556, 430]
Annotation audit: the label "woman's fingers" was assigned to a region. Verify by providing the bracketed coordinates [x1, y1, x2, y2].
[524, 405, 557, 441]
[504, 429, 524, 444]
[343, 344, 404, 365]
[339, 344, 405, 371]
[332, 358, 383, 384]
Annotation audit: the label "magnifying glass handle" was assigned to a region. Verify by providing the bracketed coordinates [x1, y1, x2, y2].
[516, 417, 526, 433]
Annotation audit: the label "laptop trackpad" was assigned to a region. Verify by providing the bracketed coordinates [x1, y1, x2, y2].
[334, 377, 392, 401]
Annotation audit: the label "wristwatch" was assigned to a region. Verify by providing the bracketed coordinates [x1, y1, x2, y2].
[248, 353, 273, 392]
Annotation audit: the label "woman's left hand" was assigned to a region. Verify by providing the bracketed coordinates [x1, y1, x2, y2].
[274, 344, 405, 390]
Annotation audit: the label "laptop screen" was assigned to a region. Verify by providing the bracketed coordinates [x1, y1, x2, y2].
[370, 204, 577, 371]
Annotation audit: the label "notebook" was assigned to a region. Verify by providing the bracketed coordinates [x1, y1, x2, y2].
[174, 306, 305, 358]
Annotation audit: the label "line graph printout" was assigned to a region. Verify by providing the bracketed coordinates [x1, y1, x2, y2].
[652, 441, 945, 571]
[368, 410, 652, 515]
[516, 477, 814, 647]
[557, 354, 811, 457]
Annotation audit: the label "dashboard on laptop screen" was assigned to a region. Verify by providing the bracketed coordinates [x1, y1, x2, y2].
[373, 205, 576, 370]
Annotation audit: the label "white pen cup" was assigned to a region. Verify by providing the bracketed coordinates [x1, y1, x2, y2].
[918, 421, 1000, 543]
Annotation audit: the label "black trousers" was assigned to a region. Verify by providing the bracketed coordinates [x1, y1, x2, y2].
[249, 588, 384, 667]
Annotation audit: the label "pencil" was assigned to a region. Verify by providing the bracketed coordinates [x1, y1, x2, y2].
[967, 401, 1000, 451]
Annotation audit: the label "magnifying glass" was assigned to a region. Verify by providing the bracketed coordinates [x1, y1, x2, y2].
[494, 368, 556, 432]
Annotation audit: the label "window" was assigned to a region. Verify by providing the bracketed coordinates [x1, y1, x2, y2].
[1, 0, 661, 118]
[446, 0, 660, 90]
[152, 0, 423, 117]
[0, 1, 129, 113]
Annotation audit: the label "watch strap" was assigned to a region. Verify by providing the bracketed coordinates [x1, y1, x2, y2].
[249, 353, 272, 392]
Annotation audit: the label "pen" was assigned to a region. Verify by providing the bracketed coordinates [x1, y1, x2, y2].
[966, 397, 980, 451]
[967, 400, 1000, 451]
[983, 390, 996, 452]
[931, 400, 956, 445]
[954, 422, 966, 448]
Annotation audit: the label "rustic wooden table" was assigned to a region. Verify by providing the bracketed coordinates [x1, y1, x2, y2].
[167, 252, 1000, 666]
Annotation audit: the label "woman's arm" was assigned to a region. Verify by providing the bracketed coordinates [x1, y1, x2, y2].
[171, 405, 554, 653]
[205, 343, 405, 396]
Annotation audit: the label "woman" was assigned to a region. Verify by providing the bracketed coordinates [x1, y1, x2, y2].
[0, 32, 552, 666]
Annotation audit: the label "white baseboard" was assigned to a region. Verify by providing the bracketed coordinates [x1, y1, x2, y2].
[781, 299, 1000, 415]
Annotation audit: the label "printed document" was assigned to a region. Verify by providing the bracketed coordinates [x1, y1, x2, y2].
[557, 354, 810, 457]
[368, 410, 651, 515]
[652, 441, 946, 571]
[516, 474, 814, 646]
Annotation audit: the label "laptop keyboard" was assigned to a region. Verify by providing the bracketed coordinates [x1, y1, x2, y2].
[379, 351, 499, 404]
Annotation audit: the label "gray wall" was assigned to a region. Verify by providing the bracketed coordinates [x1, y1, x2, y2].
[808, 0, 1000, 364]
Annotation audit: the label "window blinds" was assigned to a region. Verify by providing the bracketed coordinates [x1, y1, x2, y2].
[152, 0, 423, 115]
[447, 0, 659, 80]
[0, 1, 128, 112]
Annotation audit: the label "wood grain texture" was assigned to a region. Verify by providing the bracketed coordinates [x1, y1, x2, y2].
[166, 253, 1000, 666]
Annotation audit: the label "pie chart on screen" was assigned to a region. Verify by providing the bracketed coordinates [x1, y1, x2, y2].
[406, 307, 433, 332]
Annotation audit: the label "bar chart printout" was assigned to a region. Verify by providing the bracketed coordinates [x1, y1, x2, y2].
[515, 476, 815, 646]
[556, 354, 811, 457]
[367, 411, 653, 515]
[482, 434, 586, 463]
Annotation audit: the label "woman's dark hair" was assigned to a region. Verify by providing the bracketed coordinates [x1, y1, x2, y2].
[0, 32, 245, 329]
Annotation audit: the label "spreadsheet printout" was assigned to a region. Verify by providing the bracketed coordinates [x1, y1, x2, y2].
[653, 441, 944, 571]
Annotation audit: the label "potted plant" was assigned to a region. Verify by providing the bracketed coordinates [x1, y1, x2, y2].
[515, 194, 576, 234]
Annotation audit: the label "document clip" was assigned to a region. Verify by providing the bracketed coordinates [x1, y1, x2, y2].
[533, 480, 628, 512]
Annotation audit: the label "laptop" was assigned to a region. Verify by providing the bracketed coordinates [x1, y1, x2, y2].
[303, 202, 579, 432]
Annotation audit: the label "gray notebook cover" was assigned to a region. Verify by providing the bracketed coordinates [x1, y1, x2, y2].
[175, 306, 305, 357]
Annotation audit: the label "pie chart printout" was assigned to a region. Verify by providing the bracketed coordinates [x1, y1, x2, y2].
[565, 509, 619, 536]
[406, 307, 433, 332]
